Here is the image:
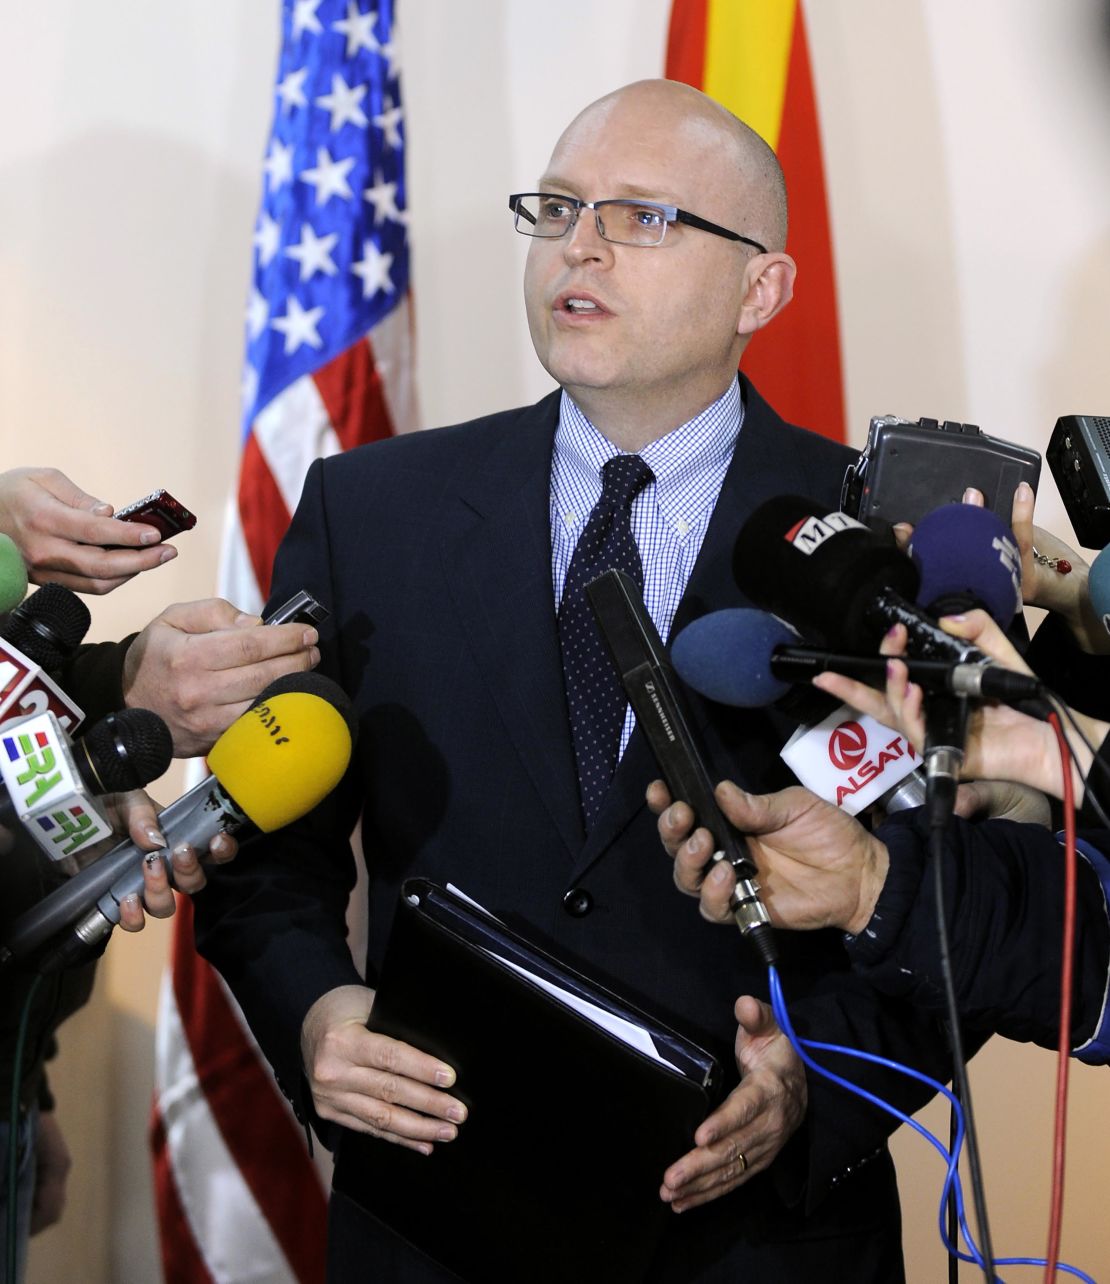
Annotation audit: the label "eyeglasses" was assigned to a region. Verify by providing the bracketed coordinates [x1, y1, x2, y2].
[508, 192, 767, 254]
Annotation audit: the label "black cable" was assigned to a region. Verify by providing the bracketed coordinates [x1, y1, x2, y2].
[6, 972, 43, 1284]
[1052, 699, 1110, 830]
[930, 821, 996, 1279]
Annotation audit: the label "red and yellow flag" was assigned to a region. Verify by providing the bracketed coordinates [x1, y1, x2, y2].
[667, 0, 845, 443]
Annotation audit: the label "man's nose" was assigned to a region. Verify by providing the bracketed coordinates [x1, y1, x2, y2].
[562, 209, 612, 266]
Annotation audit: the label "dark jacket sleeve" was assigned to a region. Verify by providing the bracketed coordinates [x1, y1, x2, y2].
[56, 635, 137, 726]
[192, 459, 366, 1128]
[849, 810, 1110, 1060]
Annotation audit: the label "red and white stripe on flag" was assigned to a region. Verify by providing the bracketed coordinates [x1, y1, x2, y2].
[151, 1, 417, 1279]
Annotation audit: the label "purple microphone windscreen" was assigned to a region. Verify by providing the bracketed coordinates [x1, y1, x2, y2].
[1088, 543, 1110, 629]
[732, 495, 919, 651]
[671, 609, 800, 707]
[908, 503, 1022, 624]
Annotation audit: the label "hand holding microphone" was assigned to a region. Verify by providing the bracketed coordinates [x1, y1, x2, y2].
[2, 669, 356, 969]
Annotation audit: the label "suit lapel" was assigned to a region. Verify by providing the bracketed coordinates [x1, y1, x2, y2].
[441, 393, 585, 862]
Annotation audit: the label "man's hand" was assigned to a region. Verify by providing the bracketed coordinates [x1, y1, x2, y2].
[29, 1111, 71, 1235]
[660, 996, 806, 1213]
[649, 779, 889, 935]
[122, 599, 320, 756]
[301, 985, 468, 1155]
[0, 467, 175, 594]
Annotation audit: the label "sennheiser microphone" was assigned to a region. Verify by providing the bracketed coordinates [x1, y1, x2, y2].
[585, 570, 778, 966]
[0, 584, 92, 731]
[3, 671, 356, 970]
[0, 707, 172, 863]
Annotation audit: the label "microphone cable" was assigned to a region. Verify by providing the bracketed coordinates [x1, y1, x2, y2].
[5, 971, 44, 1284]
[768, 965, 1097, 1281]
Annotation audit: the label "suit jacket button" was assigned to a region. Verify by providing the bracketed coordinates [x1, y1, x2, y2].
[562, 887, 593, 917]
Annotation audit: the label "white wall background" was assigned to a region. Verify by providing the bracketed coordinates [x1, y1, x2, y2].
[2, 2, 1109, 1280]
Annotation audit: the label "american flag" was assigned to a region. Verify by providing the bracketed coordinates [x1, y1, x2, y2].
[151, 2, 417, 1278]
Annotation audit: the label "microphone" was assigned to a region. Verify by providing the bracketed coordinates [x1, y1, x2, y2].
[1, 671, 356, 969]
[0, 535, 29, 613]
[908, 503, 1022, 624]
[731, 496, 1026, 824]
[670, 609, 1043, 709]
[1087, 543, 1110, 633]
[0, 584, 92, 732]
[0, 707, 172, 862]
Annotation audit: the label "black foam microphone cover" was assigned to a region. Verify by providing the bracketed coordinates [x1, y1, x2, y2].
[3, 583, 92, 669]
[732, 495, 919, 651]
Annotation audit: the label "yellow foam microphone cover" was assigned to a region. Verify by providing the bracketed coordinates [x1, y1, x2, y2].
[206, 690, 353, 831]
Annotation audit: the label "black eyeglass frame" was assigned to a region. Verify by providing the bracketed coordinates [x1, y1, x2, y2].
[508, 192, 767, 254]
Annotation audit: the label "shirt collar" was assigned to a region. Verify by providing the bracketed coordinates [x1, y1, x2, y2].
[554, 379, 743, 534]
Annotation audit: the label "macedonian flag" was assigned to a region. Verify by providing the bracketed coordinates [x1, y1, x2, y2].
[666, 0, 845, 443]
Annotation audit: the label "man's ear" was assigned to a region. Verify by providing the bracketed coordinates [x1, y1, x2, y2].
[736, 253, 797, 337]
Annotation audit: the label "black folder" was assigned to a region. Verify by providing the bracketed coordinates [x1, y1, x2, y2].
[331, 879, 724, 1283]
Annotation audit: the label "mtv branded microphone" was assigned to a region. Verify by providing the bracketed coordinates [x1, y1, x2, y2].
[2, 671, 356, 970]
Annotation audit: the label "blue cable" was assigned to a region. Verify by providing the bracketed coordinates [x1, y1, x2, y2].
[768, 966, 1095, 1283]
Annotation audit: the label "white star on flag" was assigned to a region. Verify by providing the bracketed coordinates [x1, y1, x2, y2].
[246, 288, 270, 340]
[253, 212, 282, 266]
[299, 146, 356, 205]
[291, 0, 324, 38]
[351, 239, 395, 298]
[270, 295, 325, 353]
[372, 98, 404, 149]
[263, 139, 294, 192]
[316, 73, 369, 131]
[239, 363, 259, 413]
[285, 223, 340, 281]
[333, 2, 380, 58]
[275, 66, 309, 114]
[362, 172, 401, 224]
[378, 35, 400, 80]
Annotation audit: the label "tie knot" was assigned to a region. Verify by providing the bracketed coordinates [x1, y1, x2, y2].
[600, 454, 654, 512]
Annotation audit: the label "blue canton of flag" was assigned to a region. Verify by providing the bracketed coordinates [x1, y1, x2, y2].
[243, 0, 408, 435]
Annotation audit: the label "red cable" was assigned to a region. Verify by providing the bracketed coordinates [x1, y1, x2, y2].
[1044, 711, 1076, 1284]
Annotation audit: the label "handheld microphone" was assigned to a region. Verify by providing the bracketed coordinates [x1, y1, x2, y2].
[0, 707, 172, 862]
[670, 609, 1043, 709]
[1087, 543, 1110, 634]
[585, 570, 778, 966]
[1, 671, 356, 969]
[0, 535, 29, 613]
[908, 503, 1022, 624]
[731, 496, 1028, 824]
[0, 584, 91, 731]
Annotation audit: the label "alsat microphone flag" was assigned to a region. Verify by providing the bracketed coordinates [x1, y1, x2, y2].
[151, 3, 418, 1281]
[666, 0, 846, 444]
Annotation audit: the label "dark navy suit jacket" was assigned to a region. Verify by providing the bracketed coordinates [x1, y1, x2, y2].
[195, 378, 959, 1281]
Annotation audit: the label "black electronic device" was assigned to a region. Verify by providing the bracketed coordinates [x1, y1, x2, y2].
[1046, 415, 1110, 550]
[841, 415, 1041, 536]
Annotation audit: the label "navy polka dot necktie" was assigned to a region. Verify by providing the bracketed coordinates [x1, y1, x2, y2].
[558, 453, 655, 830]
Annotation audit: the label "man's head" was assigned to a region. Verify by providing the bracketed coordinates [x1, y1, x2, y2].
[521, 79, 795, 447]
